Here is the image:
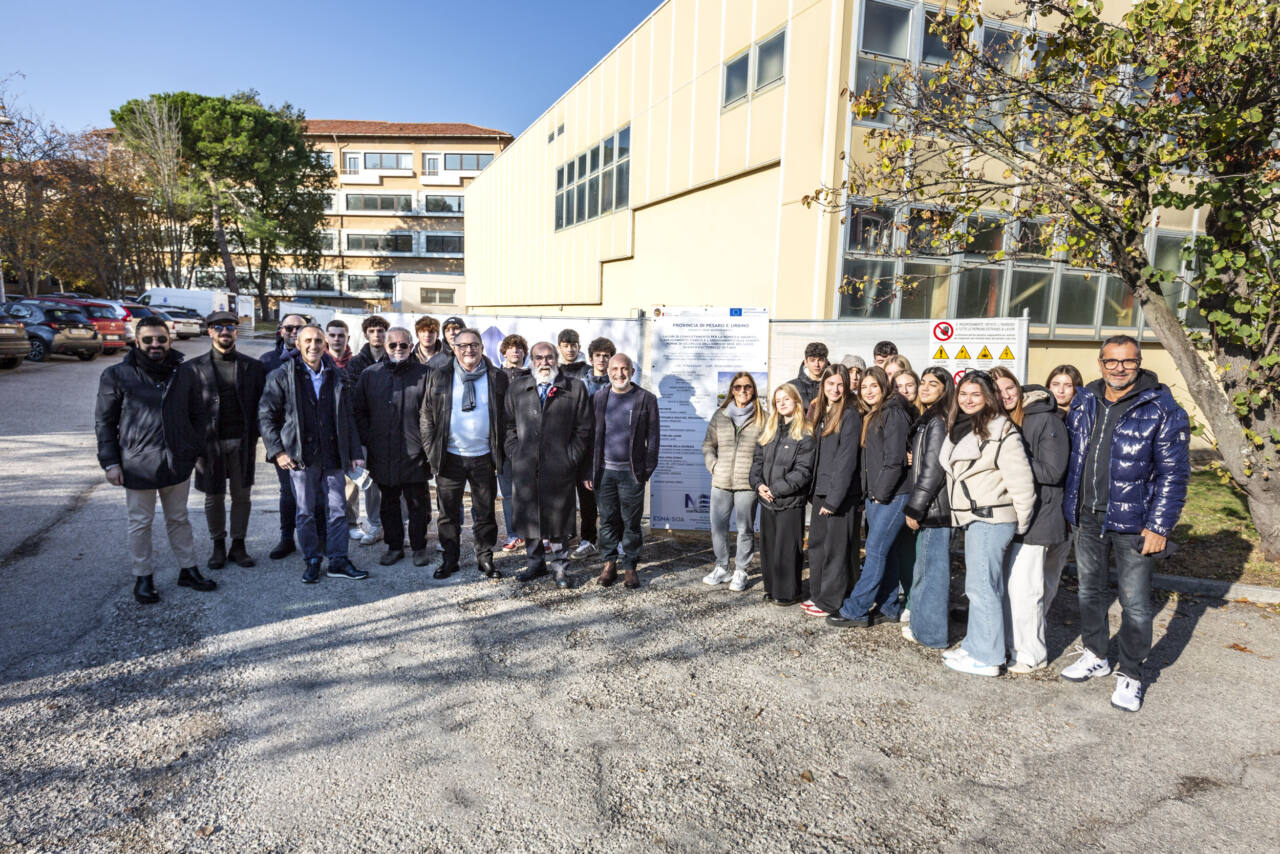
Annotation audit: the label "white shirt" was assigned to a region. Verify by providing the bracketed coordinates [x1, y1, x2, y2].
[304, 360, 326, 398]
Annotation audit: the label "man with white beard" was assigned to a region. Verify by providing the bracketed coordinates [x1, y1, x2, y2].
[503, 341, 594, 588]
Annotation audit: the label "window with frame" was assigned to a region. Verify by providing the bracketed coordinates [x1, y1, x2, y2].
[347, 274, 395, 292]
[347, 194, 412, 212]
[316, 151, 334, 168]
[425, 234, 464, 253]
[443, 153, 494, 171]
[419, 287, 456, 305]
[423, 155, 440, 175]
[424, 195, 464, 214]
[343, 154, 360, 173]
[723, 51, 750, 106]
[363, 152, 413, 170]
[722, 28, 788, 109]
[755, 30, 786, 89]
[347, 233, 413, 252]
[840, 258, 897, 318]
[848, 206, 896, 253]
[555, 125, 630, 230]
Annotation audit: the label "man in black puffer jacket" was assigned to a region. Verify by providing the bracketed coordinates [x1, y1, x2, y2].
[95, 316, 216, 605]
[792, 342, 829, 412]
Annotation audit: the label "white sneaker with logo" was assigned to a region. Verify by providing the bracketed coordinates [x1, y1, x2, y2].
[702, 566, 731, 586]
[348, 525, 365, 541]
[1111, 675, 1145, 712]
[728, 569, 749, 592]
[1060, 647, 1112, 682]
[573, 540, 599, 559]
[360, 525, 383, 546]
[943, 648, 1001, 677]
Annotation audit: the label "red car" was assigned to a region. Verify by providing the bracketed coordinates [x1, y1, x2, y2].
[31, 296, 129, 353]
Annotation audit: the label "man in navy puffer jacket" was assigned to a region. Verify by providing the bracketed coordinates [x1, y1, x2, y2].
[1060, 335, 1190, 713]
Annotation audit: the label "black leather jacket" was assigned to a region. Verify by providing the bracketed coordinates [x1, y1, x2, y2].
[903, 410, 951, 527]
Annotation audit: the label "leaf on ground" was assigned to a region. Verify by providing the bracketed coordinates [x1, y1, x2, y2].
[1227, 643, 1254, 654]
[195, 825, 218, 837]
[800, 770, 815, 783]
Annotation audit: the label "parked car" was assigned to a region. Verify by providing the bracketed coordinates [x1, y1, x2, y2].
[116, 302, 177, 340]
[2, 302, 102, 362]
[157, 307, 205, 339]
[0, 315, 27, 369]
[28, 296, 128, 353]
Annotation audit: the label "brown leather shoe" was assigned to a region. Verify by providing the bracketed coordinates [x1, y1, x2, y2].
[623, 568, 639, 589]
[597, 560, 618, 587]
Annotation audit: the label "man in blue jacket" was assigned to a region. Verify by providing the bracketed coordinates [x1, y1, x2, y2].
[1059, 335, 1190, 712]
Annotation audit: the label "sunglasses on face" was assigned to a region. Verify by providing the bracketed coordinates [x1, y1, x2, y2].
[731, 384, 754, 392]
[211, 323, 237, 332]
[386, 342, 410, 350]
[140, 335, 169, 345]
[281, 325, 303, 333]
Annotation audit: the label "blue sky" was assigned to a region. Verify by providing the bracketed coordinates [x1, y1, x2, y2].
[1, 0, 659, 136]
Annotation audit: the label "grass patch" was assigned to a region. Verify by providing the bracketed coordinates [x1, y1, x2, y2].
[1167, 471, 1280, 587]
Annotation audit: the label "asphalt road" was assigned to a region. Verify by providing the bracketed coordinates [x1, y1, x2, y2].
[1, 339, 1278, 852]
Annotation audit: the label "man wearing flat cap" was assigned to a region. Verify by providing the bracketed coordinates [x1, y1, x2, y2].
[183, 310, 267, 570]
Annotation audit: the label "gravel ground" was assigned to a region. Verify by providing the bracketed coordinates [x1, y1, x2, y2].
[2, 342, 1278, 853]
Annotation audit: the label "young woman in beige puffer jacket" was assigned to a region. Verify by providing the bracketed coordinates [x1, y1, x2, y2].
[937, 370, 1036, 677]
[701, 372, 765, 591]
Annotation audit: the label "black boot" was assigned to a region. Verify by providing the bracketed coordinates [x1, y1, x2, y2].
[269, 535, 296, 560]
[207, 538, 227, 570]
[177, 566, 217, 592]
[227, 539, 255, 568]
[133, 574, 159, 604]
[477, 553, 501, 579]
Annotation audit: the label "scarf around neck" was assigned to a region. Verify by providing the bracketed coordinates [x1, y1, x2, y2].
[726, 401, 754, 430]
[457, 360, 487, 412]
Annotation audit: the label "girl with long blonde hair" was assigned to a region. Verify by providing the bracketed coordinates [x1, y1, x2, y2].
[749, 384, 815, 605]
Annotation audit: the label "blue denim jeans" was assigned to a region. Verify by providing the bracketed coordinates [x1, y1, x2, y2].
[908, 525, 952, 648]
[275, 462, 297, 538]
[960, 521, 1017, 667]
[838, 493, 908, 620]
[1074, 508, 1155, 680]
[291, 467, 349, 562]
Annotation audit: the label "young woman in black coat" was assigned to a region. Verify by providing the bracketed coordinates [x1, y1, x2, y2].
[901, 367, 956, 647]
[804, 365, 862, 617]
[749, 383, 815, 606]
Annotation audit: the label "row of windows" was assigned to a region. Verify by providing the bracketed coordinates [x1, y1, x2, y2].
[554, 126, 631, 230]
[343, 233, 464, 254]
[723, 28, 787, 107]
[326, 151, 495, 174]
[191, 269, 396, 294]
[340, 193, 464, 214]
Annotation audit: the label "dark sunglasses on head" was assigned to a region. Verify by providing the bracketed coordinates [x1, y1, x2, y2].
[141, 335, 169, 345]
[962, 369, 993, 384]
[211, 323, 237, 332]
[386, 342, 410, 350]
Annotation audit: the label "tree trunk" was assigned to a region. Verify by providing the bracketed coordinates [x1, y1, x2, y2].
[257, 265, 271, 321]
[1244, 482, 1280, 562]
[207, 177, 239, 296]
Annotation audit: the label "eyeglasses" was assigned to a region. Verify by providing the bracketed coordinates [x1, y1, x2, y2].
[280, 325, 303, 333]
[210, 323, 237, 332]
[454, 342, 481, 351]
[386, 342, 410, 350]
[532, 354, 556, 363]
[140, 335, 169, 345]
[731, 384, 754, 392]
[1101, 358, 1141, 370]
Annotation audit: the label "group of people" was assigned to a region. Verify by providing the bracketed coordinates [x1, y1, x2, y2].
[96, 313, 1188, 713]
[700, 337, 1188, 713]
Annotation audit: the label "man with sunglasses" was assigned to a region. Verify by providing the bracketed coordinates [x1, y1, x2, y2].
[419, 327, 508, 580]
[353, 327, 434, 568]
[185, 311, 267, 571]
[1060, 335, 1189, 712]
[96, 316, 215, 604]
[260, 313, 307, 560]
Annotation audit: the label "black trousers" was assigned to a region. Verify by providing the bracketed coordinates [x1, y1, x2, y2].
[436, 452, 498, 570]
[760, 506, 805, 602]
[379, 482, 431, 551]
[575, 479, 598, 543]
[274, 462, 297, 538]
[807, 501, 861, 613]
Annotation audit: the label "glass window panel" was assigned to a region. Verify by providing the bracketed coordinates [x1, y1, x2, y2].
[907, 208, 954, 254]
[587, 175, 599, 219]
[855, 57, 903, 122]
[1153, 234, 1186, 314]
[478, 154, 494, 168]
[600, 167, 613, 213]
[724, 52, 750, 104]
[756, 31, 786, 89]
[614, 160, 630, 209]
[1100, 277, 1136, 327]
[399, 153, 412, 169]
[849, 206, 896, 253]
[603, 135, 615, 166]
[922, 11, 954, 65]
[461, 154, 479, 170]
[1185, 287, 1208, 328]
[556, 166, 564, 190]
[617, 126, 630, 159]
[565, 187, 576, 224]
[555, 193, 564, 230]
[984, 27, 1022, 74]
[566, 161, 575, 185]
[1007, 268, 1053, 323]
[862, 0, 912, 58]
[965, 216, 1005, 255]
[590, 145, 600, 174]
[1057, 272, 1100, 326]
[955, 267, 1004, 317]
[900, 262, 952, 319]
[839, 258, 897, 318]
[1012, 220, 1051, 261]
[426, 156, 439, 174]
[577, 153, 588, 177]
[576, 183, 586, 219]
[344, 154, 359, 171]
[444, 154, 461, 170]
[363, 153, 380, 169]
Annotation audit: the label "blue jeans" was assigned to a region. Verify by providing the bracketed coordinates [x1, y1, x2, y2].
[710, 487, 757, 571]
[1074, 508, 1155, 680]
[839, 493, 908, 620]
[960, 521, 1017, 667]
[291, 467, 349, 562]
[908, 526, 952, 648]
[597, 468, 645, 569]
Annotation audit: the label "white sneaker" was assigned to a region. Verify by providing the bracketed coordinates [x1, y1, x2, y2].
[702, 566, 731, 586]
[360, 525, 383, 546]
[348, 525, 365, 541]
[728, 569, 748, 592]
[899, 608, 911, 624]
[1111, 675, 1145, 712]
[901, 624, 919, 644]
[573, 540, 599, 559]
[942, 645, 966, 661]
[943, 648, 1001, 677]
[1060, 647, 1112, 682]
[1007, 658, 1048, 674]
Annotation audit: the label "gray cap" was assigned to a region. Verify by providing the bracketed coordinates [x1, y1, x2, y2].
[840, 354, 866, 371]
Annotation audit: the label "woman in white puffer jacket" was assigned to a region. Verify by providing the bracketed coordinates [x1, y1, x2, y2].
[938, 370, 1036, 677]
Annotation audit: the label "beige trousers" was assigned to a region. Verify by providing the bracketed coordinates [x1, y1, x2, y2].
[126, 480, 197, 576]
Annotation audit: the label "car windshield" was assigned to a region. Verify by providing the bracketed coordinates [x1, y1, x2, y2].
[127, 305, 153, 317]
[81, 305, 117, 319]
[46, 309, 89, 322]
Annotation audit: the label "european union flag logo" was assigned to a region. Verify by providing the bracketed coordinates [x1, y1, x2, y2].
[729, 308, 742, 316]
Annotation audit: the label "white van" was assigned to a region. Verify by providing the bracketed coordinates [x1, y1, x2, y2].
[138, 288, 256, 327]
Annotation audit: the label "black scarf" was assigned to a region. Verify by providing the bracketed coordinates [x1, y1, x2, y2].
[949, 412, 973, 444]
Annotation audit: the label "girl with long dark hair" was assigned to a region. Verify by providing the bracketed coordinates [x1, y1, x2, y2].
[804, 365, 863, 617]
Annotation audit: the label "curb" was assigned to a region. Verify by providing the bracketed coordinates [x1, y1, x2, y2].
[1064, 563, 1280, 604]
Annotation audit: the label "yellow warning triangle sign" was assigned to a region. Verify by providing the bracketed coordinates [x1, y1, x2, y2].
[977, 345, 993, 360]
[999, 345, 1015, 360]
[955, 345, 970, 359]
[933, 345, 948, 360]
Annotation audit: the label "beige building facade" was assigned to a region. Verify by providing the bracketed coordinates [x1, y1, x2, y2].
[464, 0, 1210, 431]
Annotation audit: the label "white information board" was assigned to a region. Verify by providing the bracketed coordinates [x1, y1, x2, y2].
[646, 307, 770, 531]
